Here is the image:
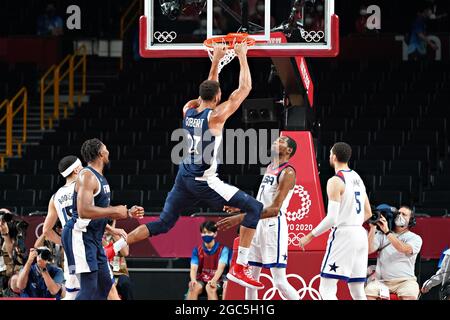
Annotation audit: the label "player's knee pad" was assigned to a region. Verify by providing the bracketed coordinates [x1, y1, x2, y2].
[240, 195, 263, 229]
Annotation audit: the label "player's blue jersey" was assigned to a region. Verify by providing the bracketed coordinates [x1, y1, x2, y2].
[179, 108, 222, 178]
[71, 166, 111, 242]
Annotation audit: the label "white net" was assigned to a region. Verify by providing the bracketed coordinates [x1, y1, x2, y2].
[205, 47, 236, 74]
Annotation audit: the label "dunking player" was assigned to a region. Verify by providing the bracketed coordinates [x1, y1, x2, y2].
[61, 139, 144, 300]
[107, 43, 265, 289]
[41, 155, 83, 299]
[299, 142, 372, 300]
[217, 136, 301, 300]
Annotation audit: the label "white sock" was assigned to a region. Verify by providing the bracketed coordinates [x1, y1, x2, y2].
[113, 238, 128, 254]
[236, 246, 250, 266]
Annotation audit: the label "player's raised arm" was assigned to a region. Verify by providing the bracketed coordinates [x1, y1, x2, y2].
[77, 170, 127, 220]
[208, 44, 227, 82]
[210, 42, 251, 124]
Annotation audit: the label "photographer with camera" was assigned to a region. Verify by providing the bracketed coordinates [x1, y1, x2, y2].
[1, 208, 29, 296]
[365, 205, 422, 300]
[16, 246, 65, 299]
[1, 209, 14, 259]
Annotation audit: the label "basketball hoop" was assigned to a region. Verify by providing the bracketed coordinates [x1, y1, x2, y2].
[203, 33, 255, 73]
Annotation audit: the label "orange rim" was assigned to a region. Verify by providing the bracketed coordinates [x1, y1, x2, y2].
[204, 33, 256, 49]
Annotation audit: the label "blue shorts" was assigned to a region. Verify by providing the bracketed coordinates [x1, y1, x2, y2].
[62, 219, 109, 275]
[146, 172, 254, 236]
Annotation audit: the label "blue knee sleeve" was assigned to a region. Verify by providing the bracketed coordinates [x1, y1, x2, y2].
[146, 217, 177, 236]
[229, 191, 263, 229]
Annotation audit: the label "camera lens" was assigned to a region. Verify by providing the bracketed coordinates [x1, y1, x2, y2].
[38, 248, 52, 261]
[0, 212, 13, 223]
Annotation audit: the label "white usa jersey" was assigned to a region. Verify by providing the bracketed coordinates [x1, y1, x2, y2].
[334, 169, 367, 227]
[53, 181, 76, 227]
[256, 162, 295, 215]
[52, 181, 80, 294]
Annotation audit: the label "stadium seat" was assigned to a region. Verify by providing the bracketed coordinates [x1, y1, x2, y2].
[7, 160, 37, 174]
[422, 191, 450, 207]
[146, 190, 169, 207]
[364, 145, 396, 161]
[373, 131, 405, 146]
[353, 160, 386, 176]
[389, 160, 422, 176]
[4, 190, 35, 206]
[39, 160, 60, 175]
[0, 174, 20, 190]
[24, 145, 54, 160]
[37, 190, 54, 206]
[141, 160, 173, 175]
[22, 175, 54, 190]
[127, 175, 159, 189]
[351, 118, 382, 131]
[107, 175, 124, 190]
[111, 190, 144, 206]
[379, 175, 413, 193]
[342, 131, 372, 146]
[108, 160, 139, 175]
[370, 190, 403, 208]
[432, 175, 450, 190]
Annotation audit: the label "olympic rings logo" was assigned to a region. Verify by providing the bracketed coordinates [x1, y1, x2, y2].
[300, 29, 325, 43]
[154, 31, 178, 43]
[259, 273, 322, 300]
[287, 232, 306, 246]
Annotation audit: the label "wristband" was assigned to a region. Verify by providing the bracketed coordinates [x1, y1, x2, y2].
[384, 230, 392, 236]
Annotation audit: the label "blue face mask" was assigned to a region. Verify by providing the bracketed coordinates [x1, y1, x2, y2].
[202, 235, 215, 243]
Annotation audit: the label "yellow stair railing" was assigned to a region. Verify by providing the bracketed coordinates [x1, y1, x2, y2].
[40, 65, 56, 129]
[0, 87, 28, 168]
[9, 87, 28, 158]
[0, 99, 10, 170]
[40, 45, 87, 130]
[70, 45, 88, 108]
[120, 0, 143, 70]
[1, 46, 86, 171]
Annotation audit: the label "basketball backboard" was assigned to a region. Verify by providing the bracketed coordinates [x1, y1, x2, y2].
[140, 0, 339, 58]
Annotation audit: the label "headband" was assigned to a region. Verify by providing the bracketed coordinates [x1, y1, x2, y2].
[61, 159, 82, 178]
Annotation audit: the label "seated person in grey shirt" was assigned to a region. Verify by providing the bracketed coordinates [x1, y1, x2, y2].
[421, 248, 450, 300]
[366, 205, 422, 300]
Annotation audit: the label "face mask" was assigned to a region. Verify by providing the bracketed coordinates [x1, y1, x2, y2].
[360, 10, 367, 15]
[202, 235, 215, 243]
[305, 17, 313, 25]
[395, 215, 407, 227]
[257, 5, 265, 12]
[317, 5, 324, 12]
